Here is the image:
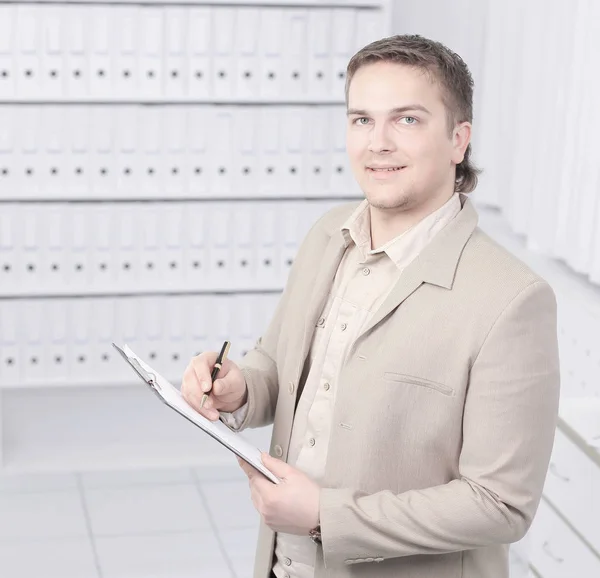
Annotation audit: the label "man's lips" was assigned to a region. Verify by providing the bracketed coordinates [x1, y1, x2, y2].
[366, 166, 407, 172]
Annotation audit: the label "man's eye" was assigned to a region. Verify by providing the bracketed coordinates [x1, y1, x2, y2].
[354, 117, 369, 125]
[401, 116, 417, 125]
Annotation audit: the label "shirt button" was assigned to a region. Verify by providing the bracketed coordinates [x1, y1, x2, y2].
[323, 382, 330, 391]
[308, 437, 316, 447]
[341, 322, 347, 331]
[284, 574, 290, 578]
[284, 557, 292, 566]
[274, 445, 283, 457]
[317, 317, 325, 326]
[288, 381, 295, 394]
[362, 267, 371, 276]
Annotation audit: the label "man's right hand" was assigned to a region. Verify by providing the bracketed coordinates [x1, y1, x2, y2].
[181, 352, 248, 421]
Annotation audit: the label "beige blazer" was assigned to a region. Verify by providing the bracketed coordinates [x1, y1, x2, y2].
[237, 195, 561, 578]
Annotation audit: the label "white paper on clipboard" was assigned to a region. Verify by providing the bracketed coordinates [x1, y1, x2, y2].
[112, 343, 279, 484]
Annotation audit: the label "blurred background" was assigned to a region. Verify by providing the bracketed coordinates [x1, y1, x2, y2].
[0, 0, 598, 577]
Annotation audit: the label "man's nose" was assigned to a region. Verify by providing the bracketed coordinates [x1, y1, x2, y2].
[368, 124, 395, 154]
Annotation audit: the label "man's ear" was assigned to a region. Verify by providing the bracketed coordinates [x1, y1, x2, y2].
[452, 121, 472, 165]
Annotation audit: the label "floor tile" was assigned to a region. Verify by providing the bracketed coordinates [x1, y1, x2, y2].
[193, 463, 247, 483]
[84, 483, 212, 536]
[199, 480, 258, 530]
[80, 467, 194, 489]
[0, 472, 78, 493]
[95, 531, 233, 578]
[0, 490, 88, 540]
[219, 526, 259, 578]
[0, 537, 98, 578]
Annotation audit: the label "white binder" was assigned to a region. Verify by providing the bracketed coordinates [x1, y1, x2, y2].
[47, 299, 69, 384]
[112, 5, 139, 99]
[164, 6, 187, 98]
[307, 9, 331, 99]
[183, 203, 208, 289]
[15, 105, 41, 199]
[0, 106, 16, 200]
[139, 204, 160, 287]
[15, 5, 40, 99]
[68, 204, 92, 292]
[65, 105, 91, 200]
[41, 5, 65, 98]
[0, 300, 21, 386]
[69, 298, 93, 383]
[186, 7, 211, 99]
[138, 106, 162, 198]
[22, 300, 45, 385]
[234, 108, 258, 197]
[257, 106, 280, 197]
[0, 206, 18, 295]
[89, 106, 115, 199]
[235, 6, 260, 99]
[282, 9, 307, 98]
[88, 5, 112, 99]
[64, 6, 87, 99]
[139, 7, 163, 99]
[163, 106, 187, 197]
[186, 107, 209, 197]
[256, 203, 279, 288]
[163, 204, 184, 290]
[258, 8, 283, 99]
[208, 204, 232, 289]
[89, 204, 114, 291]
[280, 107, 306, 196]
[39, 105, 66, 199]
[306, 106, 331, 197]
[331, 9, 356, 99]
[0, 5, 15, 99]
[113, 106, 138, 200]
[210, 108, 234, 196]
[113, 343, 279, 484]
[43, 206, 67, 293]
[232, 203, 255, 287]
[212, 7, 235, 99]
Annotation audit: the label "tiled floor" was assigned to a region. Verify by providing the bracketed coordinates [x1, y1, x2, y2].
[0, 464, 257, 578]
[0, 464, 531, 578]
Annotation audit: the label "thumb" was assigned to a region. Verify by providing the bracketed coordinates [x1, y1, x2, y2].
[261, 452, 293, 477]
[211, 376, 231, 397]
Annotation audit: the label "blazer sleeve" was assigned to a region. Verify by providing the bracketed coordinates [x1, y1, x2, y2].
[319, 280, 561, 567]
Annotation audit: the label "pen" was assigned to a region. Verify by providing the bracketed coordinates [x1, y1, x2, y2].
[200, 340, 231, 409]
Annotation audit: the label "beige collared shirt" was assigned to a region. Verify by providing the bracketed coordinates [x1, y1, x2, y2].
[225, 194, 463, 578]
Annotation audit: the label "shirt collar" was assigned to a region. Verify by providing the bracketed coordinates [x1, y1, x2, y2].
[341, 193, 463, 269]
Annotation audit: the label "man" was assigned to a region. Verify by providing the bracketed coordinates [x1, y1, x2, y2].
[182, 35, 560, 578]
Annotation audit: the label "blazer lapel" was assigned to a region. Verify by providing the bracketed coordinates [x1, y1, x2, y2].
[297, 229, 347, 372]
[356, 196, 479, 342]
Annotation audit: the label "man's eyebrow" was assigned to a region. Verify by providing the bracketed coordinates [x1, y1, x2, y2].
[346, 105, 432, 117]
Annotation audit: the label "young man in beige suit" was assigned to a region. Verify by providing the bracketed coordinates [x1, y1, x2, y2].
[182, 35, 560, 578]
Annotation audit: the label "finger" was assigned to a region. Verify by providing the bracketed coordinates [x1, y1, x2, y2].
[238, 457, 258, 480]
[191, 353, 217, 396]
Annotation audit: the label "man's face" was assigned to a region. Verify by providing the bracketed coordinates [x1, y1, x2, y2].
[346, 61, 470, 212]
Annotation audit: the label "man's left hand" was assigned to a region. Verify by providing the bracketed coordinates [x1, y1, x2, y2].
[238, 453, 320, 535]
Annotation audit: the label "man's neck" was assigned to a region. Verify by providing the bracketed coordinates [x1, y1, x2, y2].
[369, 193, 456, 250]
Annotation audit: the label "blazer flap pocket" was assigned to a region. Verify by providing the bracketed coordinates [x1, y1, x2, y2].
[383, 372, 454, 396]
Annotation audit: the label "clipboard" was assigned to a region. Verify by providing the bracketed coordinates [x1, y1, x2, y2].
[112, 343, 280, 484]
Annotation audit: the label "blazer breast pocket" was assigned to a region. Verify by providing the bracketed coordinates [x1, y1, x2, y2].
[383, 372, 454, 396]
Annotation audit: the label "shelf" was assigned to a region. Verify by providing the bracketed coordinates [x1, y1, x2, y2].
[0, 95, 346, 106]
[0, 0, 384, 6]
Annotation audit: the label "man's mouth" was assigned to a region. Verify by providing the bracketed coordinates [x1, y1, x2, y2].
[367, 166, 406, 172]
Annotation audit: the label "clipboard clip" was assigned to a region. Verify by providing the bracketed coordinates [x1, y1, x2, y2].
[112, 342, 161, 392]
